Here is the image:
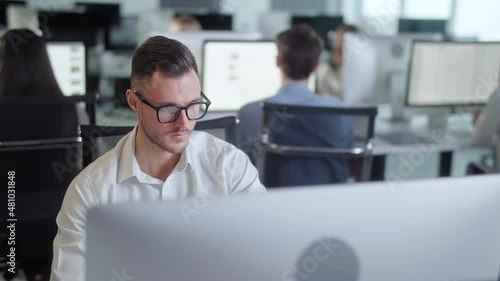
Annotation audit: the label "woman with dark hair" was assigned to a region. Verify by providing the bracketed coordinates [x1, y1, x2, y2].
[0, 29, 65, 97]
[0, 28, 86, 141]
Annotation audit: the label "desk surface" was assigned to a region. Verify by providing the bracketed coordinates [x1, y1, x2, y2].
[372, 105, 475, 155]
[97, 103, 477, 156]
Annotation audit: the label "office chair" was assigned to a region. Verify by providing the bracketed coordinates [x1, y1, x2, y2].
[257, 103, 378, 187]
[0, 95, 98, 140]
[79, 116, 238, 168]
[0, 137, 82, 281]
[466, 152, 497, 175]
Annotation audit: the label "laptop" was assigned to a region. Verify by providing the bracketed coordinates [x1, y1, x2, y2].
[86, 175, 500, 281]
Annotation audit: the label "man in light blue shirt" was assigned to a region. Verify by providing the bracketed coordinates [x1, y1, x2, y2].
[237, 24, 353, 187]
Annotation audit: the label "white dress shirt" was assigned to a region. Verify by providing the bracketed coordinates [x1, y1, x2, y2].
[50, 127, 265, 281]
[472, 87, 500, 171]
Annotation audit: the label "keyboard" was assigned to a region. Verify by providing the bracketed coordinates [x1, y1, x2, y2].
[378, 132, 437, 145]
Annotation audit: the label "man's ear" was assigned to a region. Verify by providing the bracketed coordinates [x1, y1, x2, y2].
[276, 55, 281, 68]
[126, 89, 139, 112]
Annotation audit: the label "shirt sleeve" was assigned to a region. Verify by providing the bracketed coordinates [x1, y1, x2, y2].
[50, 173, 97, 281]
[472, 88, 500, 146]
[222, 144, 266, 195]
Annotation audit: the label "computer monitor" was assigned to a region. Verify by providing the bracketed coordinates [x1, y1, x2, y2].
[46, 42, 87, 96]
[398, 19, 447, 35]
[342, 32, 443, 106]
[86, 174, 500, 281]
[202, 40, 316, 111]
[406, 41, 500, 107]
[39, 3, 120, 48]
[291, 15, 344, 49]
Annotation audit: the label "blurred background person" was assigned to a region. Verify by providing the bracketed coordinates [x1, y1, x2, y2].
[0, 28, 89, 142]
[168, 14, 202, 32]
[316, 24, 358, 100]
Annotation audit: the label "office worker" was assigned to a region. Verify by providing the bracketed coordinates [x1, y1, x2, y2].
[50, 36, 265, 281]
[472, 86, 500, 172]
[237, 24, 353, 187]
[316, 24, 358, 100]
[0, 28, 88, 141]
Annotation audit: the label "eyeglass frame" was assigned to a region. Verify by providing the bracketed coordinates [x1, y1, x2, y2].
[132, 90, 211, 123]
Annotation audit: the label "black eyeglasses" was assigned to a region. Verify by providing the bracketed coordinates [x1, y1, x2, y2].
[133, 90, 211, 123]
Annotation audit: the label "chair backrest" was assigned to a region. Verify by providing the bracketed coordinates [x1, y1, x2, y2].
[0, 95, 98, 142]
[0, 137, 82, 261]
[258, 102, 378, 187]
[79, 116, 238, 168]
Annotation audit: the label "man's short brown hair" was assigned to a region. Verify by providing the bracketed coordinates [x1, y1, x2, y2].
[131, 36, 198, 90]
[275, 24, 324, 80]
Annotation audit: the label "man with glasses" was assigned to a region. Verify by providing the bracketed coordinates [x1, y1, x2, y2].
[50, 36, 265, 281]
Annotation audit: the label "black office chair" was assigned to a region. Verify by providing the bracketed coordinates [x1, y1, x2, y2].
[257, 103, 378, 187]
[79, 116, 238, 168]
[0, 137, 82, 281]
[466, 151, 497, 175]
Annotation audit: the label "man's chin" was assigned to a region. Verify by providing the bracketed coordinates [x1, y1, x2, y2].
[163, 139, 189, 154]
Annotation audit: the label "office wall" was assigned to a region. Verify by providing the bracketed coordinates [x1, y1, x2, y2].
[452, 0, 500, 41]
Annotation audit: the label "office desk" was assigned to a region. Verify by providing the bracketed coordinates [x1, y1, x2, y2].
[372, 106, 476, 178]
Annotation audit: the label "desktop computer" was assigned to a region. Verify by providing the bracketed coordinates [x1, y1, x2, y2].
[405, 41, 500, 130]
[406, 41, 500, 107]
[342, 32, 444, 107]
[86, 175, 500, 281]
[202, 40, 316, 111]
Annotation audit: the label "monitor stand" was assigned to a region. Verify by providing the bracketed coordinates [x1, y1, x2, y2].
[426, 108, 451, 130]
[389, 72, 409, 123]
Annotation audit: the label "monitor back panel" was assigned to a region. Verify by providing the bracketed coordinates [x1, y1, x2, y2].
[87, 175, 500, 281]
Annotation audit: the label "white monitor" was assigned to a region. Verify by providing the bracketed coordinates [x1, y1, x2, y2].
[342, 32, 443, 106]
[406, 41, 500, 107]
[46, 42, 86, 96]
[87, 175, 500, 281]
[202, 40, 316, 111]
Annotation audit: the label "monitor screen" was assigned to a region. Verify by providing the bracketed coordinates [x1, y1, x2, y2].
[398, 19, 447, 34]
[46, 42, 86, 96]
[406, 41, 500, 107]
[86, 175, 500, 281]
[202, 40, 316, 111]
[342, 32, 443, 106]
[291, 15, 344, 49]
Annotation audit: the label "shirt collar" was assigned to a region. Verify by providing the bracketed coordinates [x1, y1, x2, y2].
[276, 82, 311, 97]
[117, 125, 192, 184]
